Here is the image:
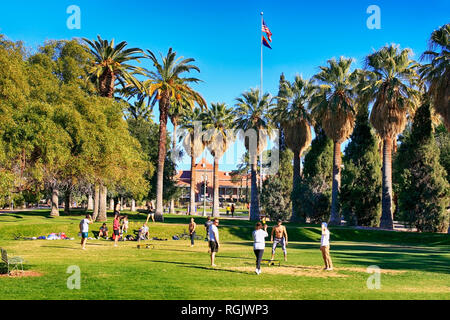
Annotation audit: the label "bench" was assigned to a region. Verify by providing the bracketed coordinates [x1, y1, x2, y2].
[1, 248, 25, 276]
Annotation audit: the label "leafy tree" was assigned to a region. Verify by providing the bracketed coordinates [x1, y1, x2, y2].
[394, 102, 449, 232]
[293, 127, 333, 223]
[340, 105, 382, 226]
[435, 124, 450, 183]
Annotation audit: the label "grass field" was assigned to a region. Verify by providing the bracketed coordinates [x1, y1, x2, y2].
[0, 210, 449, 300]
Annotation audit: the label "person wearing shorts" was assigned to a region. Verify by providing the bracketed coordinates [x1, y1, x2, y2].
[79, 214, 93, 250]
[189, 218, 197, 247]
[113, 213, 122, 247]
[208, 218, 220, 267]
[320, 222, 333, 271]
[271, 219, 288, 261]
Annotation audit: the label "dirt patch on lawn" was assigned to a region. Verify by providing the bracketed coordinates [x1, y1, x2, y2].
[0, 271, 44, 278]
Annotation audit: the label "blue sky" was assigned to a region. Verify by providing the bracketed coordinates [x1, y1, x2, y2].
[0, 0, 448, 171]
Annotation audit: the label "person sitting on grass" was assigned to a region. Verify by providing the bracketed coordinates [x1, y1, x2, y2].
[138, 223, 149, 242]
[79, 214, 93, 250]
[98, 223, 109, 239]
[320, 222, 333, 271]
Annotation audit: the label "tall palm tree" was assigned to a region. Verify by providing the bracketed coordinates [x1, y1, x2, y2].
[272, 75, 314, 221]
[420, 24, 450, 130]
[202, 103, 235, 217]
[180, 108, 206, 216]
[83, 35, 144, 221]
[142, 48, 206, 219]
[235, 89, 275, 221]
[363, 45, 420, 229]
[310, 57, 359, 225]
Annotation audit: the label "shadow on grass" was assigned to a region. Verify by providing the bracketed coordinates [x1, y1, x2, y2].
[143, 259, 250, 275]
[285, 242, 450, 274]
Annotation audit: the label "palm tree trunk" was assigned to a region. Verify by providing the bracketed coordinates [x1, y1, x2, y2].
[170, 121, 178, 214]
[380, 138, 394, 229]
[92, 184, 100, 220]
[250, 155, 260, 221]
[189, 142, 197, 215]
[50, 188, 59, 217]
[109, 198, 114, 211]
[155, 97, 169, 221]
[329, 141, 342, 225]
[97, 185, 107, 222]
[212, 155, 220, 217]
[131, 199, 136, 212]
[291, 149, 301, 222]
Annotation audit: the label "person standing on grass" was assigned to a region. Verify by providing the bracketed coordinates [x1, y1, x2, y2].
[231, 204, 235, 217]
[208, 218, 220, 267]
[146, 201, 155, 223]
[320, 222, 333, 271]
[271, 219, 288, 262]
[79, 214, 93, 250]
[189, 218, 197, 247]
[121, 215, 129, 238]
[113, 213, 122, 247]
[252, 222, 268, 275]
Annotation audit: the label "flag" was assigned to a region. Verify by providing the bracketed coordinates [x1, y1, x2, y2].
[262, 36, 272, 49]
[262, 19, 272, 42]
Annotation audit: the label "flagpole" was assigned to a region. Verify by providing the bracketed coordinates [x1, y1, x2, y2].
[260, 12, 263, 100]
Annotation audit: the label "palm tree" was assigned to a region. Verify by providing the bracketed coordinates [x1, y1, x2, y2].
[420, 24, 450, 130]
[310, 57, 359, 225]
[363, 45, 420, 229]
[142, 48, 206, 219]
[202, 103, 235, 217]
[83, 35, 144, 221]
[180, 108, 206, 216]
[235, 89, 275, 221]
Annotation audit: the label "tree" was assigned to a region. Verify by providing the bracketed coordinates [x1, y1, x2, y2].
[340, 104, 382, 226]
[272, 75, 314, 221]
[202, 103, 235, 217]
[364, 45, 420, 229]
[234, 89, 276, 221]
[142, 48, 206, 220]
[419, 24, 450, 130]
[394, 102, 449, 232]
[311, 57, 358, 225]
[435, 124, 450, 183]
[292, 127, 333, 223]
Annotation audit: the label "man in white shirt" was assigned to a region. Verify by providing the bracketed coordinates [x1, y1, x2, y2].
[252, 222, 268, 275]
[208, 218, 220, 267]
[79, 214, 93, 250]
[320, 222, 333, 271]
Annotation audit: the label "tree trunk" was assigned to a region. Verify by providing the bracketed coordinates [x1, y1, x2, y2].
[109, 198, 114, 211]
[250, 155, 260, 221]
[212, 155, 220, 217]
[87, 193, 94, 211]
[131, 199, 136, 212]
[329, 141, 342, 225]
[291, 149, 302, 222]
[64, 190, 71, 215]
[155, 97, 169, 221]
[189, 143, 197, 215]
[97, 185, 107, 222]
[50, 188, 59, 217]
[170, 121, 178, 214]
[380, 138, 394, 229]
[92, 184, 100, 220]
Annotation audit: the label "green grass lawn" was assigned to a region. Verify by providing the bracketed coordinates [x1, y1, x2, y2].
[0, 210, 449, 300]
